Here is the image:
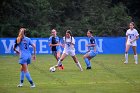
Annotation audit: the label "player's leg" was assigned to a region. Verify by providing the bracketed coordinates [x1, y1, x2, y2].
[17, 65, 25, 87]
[52, 51, 58, 61]
[56, 53, 67, 67]
[57, 51, 61, 60]
[57, 51, 64, 69]
[132, 46, 138, 64]
[17, 58, 25, 87]
[22, 63, 35, 88]
[124, 44, 130, 64]
[71, 55, 83, 71]
[83, 53, 92, 69]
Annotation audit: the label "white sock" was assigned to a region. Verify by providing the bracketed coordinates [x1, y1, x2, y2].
[57, 60, 62, 66]
[125, 53, 128, 62]
[134, 55, 138, 63]
[76, 62, 83, 71]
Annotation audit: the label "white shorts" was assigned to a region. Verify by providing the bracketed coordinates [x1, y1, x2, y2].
[63, 49, 75, 56]
[126, 40, 137, 46]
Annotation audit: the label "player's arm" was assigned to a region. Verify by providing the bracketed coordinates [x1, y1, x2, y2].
[70, 37, 75, 45]
[29, 38, 36, 60]
[131, 35, 139, 43]
[125, 30, 129, 43]
[94, 45, 97, 52]
[49, 37, 60, 47]
[60, 37, 65, 48]
[86, 38, 96, 47]
[13, 40, 20, 55]
[87, 42, 96, 47]
[32, 44, 36, 60]
[50, 43, 60, 46]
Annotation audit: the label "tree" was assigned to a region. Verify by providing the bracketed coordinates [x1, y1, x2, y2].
[0, 0, 131, 37]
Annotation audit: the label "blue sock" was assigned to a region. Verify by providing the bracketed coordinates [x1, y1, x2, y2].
[57, 57, 60, 62]
[84, 58, 91, 67]
[20, 71, 24, 83]
[25, 72, 33, 85]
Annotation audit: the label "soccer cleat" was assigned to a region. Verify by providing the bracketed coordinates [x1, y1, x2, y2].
[135, 62, 138, 64]
[124, 61, 128, 64]
[17, 83, 23, 87]
[30, 84, 35, 88]
[80, 68, 83, 71]
[86, 67, 91, 70]
[58, 65, 64, 70]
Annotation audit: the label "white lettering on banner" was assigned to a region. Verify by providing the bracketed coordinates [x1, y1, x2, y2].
[30, 40, 37, 53]
[78, 39, 103, 53]
[1, 40, 15, 53]
[0, 38, 103, 54]
[96, 39, 103, 52]
[39, 40, 48, 53]
[78, 39, 88, 53]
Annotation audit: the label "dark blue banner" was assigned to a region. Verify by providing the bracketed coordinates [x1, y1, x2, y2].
[0, 37, 140, 54]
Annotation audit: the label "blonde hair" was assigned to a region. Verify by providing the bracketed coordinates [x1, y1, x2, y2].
[17, 28, 26, 44]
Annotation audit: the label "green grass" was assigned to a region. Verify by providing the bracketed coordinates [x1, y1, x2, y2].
[0, 54, 140, 93]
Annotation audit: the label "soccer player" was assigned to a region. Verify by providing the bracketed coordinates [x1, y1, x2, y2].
[83, 30, 97, 69]
[49, 29, 64, 69]
[124, 22, 139, 64]
[13, 28, 36, 88]
[55, 30, 83, 71]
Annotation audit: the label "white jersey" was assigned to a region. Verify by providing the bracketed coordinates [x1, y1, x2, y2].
[63, 36, 75, 50]
[126, 29, 139, 46]
[63, 36, 75, 56]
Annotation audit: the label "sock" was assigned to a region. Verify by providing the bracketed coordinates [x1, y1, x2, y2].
[57, 59, 62, 66]
[25, 72, 33, 85]
[20, 71, 24, 84]
[76, 61, 83, 71]
[125, 53, 128, 62]
[57, 57, 60, 61]
[134, 55, 138, 63]
[84, 58, 91, 67]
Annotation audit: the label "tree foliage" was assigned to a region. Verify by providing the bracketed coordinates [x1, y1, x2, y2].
[0, 0, 132, 37]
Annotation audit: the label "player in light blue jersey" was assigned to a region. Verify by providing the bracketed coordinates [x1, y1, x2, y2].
[83, 30, 97, 70]
[13, 28, 36, 88]
[49, 29, 64, 70]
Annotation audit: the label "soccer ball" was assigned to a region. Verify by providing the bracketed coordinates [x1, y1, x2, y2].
[49, 66, 56, 72]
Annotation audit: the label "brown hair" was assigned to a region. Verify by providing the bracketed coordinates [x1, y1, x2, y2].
[88, 30, 93, 34]
[17, 28, 26, 44]
[65, 30, 73, 43]
[130, 22, 135, 26]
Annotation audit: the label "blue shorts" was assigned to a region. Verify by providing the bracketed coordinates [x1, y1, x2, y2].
[57, 47, 62, 53]
[87, 51, 97, 58]
[52, 48, 62, 55]
[19, 56, 31, 65]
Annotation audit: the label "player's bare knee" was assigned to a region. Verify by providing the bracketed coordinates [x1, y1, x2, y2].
[60, 58, 63, 61]
[133, 52, 137, 55]
[125, 52, 128, 54]
[83, 55, 86, 59]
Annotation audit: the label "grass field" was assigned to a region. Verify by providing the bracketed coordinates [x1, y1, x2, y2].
[0, 54, 140, 93]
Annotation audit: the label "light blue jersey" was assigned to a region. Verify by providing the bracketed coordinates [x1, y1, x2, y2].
[87, 36, 97, 57]
[48, 36, 61, 52]
[16, 36, 33, 64]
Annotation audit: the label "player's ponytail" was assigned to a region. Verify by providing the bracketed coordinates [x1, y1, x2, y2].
[17, 28, 26, 44]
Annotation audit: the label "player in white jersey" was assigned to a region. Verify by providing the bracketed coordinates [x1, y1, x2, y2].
[124, 22, 139, 64]
[55, 30, 83, 71]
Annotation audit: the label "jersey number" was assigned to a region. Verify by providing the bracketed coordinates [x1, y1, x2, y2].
[24, 43, 27, 49]
[67, 43, 71, 47]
